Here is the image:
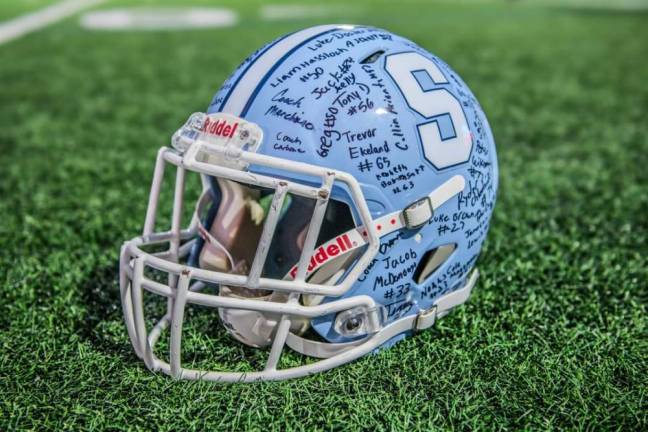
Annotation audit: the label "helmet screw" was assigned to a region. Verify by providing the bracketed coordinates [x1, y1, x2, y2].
[345, 317, 362, 332]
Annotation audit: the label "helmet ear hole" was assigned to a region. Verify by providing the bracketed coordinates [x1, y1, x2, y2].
[413, 243, 457, 284]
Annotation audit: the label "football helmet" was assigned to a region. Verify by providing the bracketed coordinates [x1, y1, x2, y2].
[120, 24, 498, 382]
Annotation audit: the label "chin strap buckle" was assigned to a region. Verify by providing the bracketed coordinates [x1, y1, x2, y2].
[412, 269, 480, 333]
[402, 196, 434, 229]
[413, 304, 438, 332]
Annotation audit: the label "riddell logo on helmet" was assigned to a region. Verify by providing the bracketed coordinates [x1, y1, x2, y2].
[288, 234, 353, 279]
[202, 117, 238, 138]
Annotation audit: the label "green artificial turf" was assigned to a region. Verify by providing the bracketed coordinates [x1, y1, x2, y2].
[0, 0, 646, 430]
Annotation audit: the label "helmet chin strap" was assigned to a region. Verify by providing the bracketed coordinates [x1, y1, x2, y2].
[285, 269, 479, 358]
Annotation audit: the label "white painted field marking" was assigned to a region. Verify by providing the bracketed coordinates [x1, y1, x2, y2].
[0, 0, 105, 45]
[260, 4, 358, 21]
[545, 0, 648, 10]
[80, 8, 238, 31]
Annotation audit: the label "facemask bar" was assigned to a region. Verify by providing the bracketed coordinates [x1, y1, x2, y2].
[142, 143, 381, 296]
[120, 139, 385, 381]
[121, 238, 478, 382]
[120, 248, 385, 381]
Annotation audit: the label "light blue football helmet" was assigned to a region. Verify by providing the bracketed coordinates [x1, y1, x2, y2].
[120, 24, 498, 382]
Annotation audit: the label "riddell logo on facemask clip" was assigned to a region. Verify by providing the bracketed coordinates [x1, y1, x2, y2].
[288, 234, 353, 279]
[202, 117, 239, 138]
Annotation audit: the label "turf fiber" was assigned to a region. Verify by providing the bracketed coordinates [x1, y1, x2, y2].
[0, 0, 646, 430]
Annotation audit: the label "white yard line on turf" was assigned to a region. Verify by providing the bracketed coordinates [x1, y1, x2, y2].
[0, 0, 105, 45]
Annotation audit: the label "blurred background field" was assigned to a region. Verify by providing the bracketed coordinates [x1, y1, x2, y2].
[0, 0, 646, 430]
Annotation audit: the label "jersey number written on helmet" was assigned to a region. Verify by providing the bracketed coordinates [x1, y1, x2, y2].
[385, 52, 472, 170]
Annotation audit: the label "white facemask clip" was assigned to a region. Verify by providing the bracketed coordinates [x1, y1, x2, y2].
[172, 112, 264, 170]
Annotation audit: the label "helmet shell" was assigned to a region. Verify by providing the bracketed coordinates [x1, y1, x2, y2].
[207, 25, 498, 344]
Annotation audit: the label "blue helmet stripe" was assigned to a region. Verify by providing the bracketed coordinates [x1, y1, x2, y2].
[215, 30, 296, 113]
[220, 24, 343, 116]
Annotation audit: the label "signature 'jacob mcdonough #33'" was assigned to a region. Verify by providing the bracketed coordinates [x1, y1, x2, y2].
[119, 24, 498, 382]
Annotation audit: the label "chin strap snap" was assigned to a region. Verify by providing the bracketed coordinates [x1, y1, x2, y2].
[413, 305, 437, 332]
[413, 269, 478, 332]
[403, 196, 434, 229]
